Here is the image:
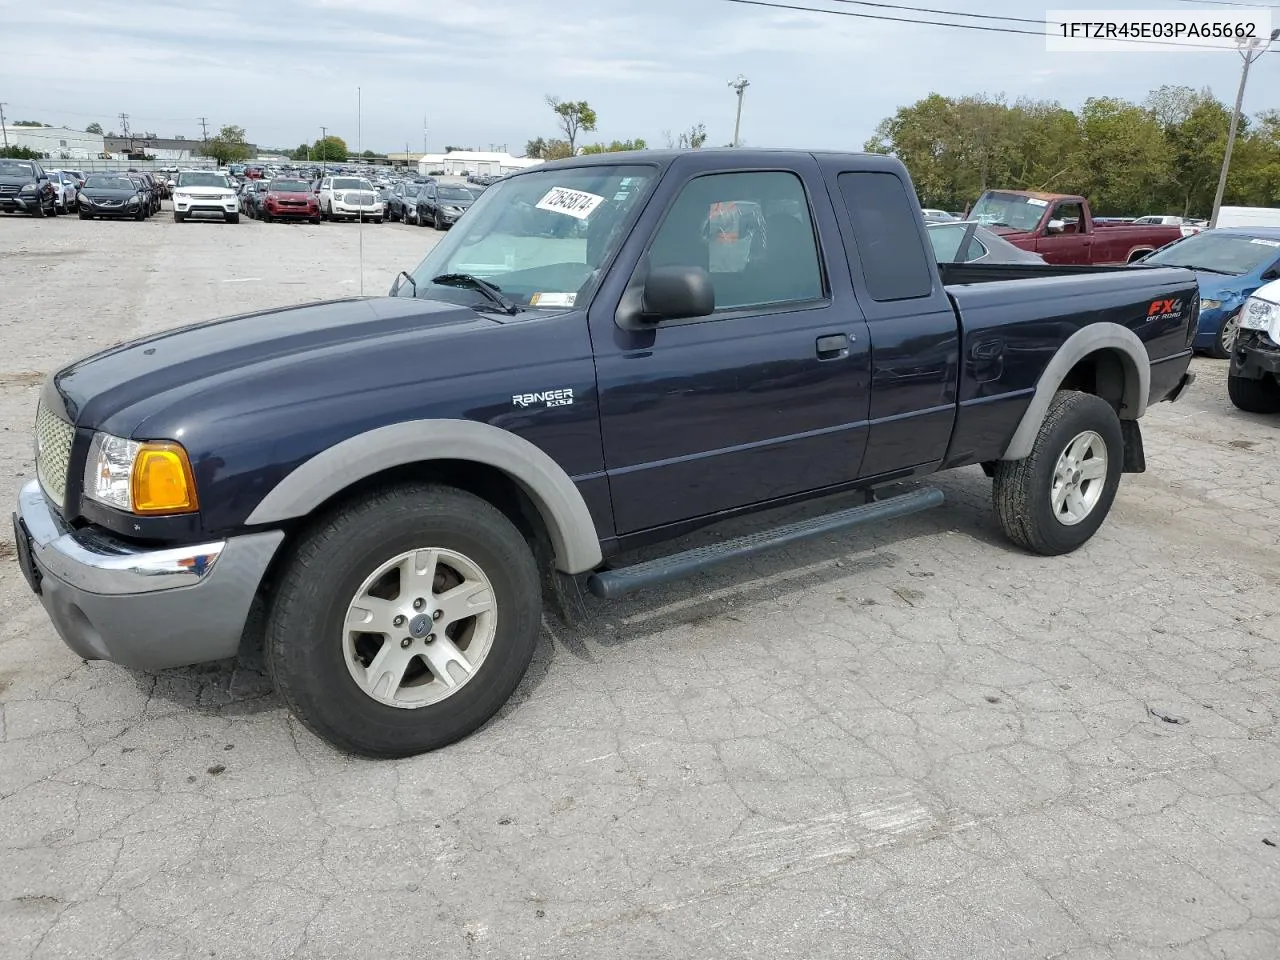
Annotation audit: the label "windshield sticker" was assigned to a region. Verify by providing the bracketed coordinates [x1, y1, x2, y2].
[1025, 197, 1049, 207]
[529, 292, 577, 308]
[1249, 238, 1280, 247]
[536, 187, 605, 220]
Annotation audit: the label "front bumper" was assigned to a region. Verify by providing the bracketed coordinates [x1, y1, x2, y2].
[175, 197, 239, 216]
[265, 203, 318, 219]
[12, 480, 283, 670]
[0, 195, 40, 213]
[81, 201, 141, 217]
[331, 200, 381, 216]
[1231, 332, 1280, 380]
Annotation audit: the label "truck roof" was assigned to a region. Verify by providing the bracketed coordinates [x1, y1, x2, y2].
[532, 148, 891, 171]
[981, 189, 1087, 203]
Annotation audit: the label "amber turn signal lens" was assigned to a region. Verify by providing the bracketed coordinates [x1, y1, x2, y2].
[131, 443, 198, 514]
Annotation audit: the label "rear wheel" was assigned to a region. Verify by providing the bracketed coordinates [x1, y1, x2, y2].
[992, 390, 1123, 556]
[265, 484, 542, 758]
[1227, 373, 1280, 414]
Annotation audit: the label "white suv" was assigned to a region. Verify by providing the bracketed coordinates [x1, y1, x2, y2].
[173, 170, 240, 223]
[319, 176, 382, 222]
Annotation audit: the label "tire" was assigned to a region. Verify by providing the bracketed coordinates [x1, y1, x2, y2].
[174, 211, 185, 222]
[374, 217, 383, 225]
[1227, 373, 1280, 414]
[79, 211, 91, 220]
[225, 213, 240, 224]
[1209, 311, 1241, 360]
[992, 390, 1123, 556]
[262, 212, 273, 223]
[310, 215, 321, 225]
[434, 211, 443, 230]
[418, 212, 429, 227]
[134, 207, 146, 221]
[265, 483, 542, 758]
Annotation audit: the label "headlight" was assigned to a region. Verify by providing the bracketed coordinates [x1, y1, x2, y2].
[1240, 296, 1280, 342]
[20, 183, 37, 193]
[445, 205, 462, 213]
[85, 433, 198, 515]
[1200, 298, 1222, 311]
[128, 196, 139, 205]
[332, 192, 344, 202]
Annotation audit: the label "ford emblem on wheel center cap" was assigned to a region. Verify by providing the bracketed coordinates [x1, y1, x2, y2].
[409, 613, 432, 637]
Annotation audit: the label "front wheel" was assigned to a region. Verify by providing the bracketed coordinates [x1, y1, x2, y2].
[992, 390, 1123, 556]
[1210, 312, 1241, 360]
[1228, 373, 1280, 414]
[265, 484, 542, 758]
[225, 213, 240, 224]
[174, 211, 185, 222]
[434, 211, 443, 230]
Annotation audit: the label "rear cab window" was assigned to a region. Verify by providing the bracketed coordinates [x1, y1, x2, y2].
[836, 171, 934, 301]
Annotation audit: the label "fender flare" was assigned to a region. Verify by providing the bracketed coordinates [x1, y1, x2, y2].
[245, 419, 604, 574]
[1001, 323, 1150, 461]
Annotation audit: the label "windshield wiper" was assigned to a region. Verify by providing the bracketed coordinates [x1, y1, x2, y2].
[431, 273, 519, 315]
[1158, 263, 1233, 275]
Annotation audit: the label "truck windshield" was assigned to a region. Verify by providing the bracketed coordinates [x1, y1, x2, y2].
[968, 193, 1049, 231]
[402, 164, 657, 309]
[1144, 232, 1280, 276]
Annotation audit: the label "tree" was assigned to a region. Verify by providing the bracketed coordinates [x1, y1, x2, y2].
[13, 120, 46, 127]
[525, 137, 547, 159]
[544, 96, 597, 155]
[311, 135, 348, 162]
[0, 146, 42, 159]
[361, 149, 379, 159]
[580, 138, 647, 154]
[444, 145, 472, 154]
[201, 124, 253, 165]
[85, 122, 103, 135]
[291, 143, 311, 161]
[541, 139, 574, 161]
[665, 123, 708, 149]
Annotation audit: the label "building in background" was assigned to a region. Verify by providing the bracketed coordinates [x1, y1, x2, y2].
[103, 136, 250, 161]
[417, 150, 543, 177]
[0, 125, 105, 160]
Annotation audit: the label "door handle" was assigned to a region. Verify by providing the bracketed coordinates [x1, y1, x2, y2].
[970, 339, 1003, 360]
[816, 333, 850, 360]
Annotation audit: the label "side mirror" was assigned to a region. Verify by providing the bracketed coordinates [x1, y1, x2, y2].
[1046, 219, 1065, 234]
[641, 266, 715, 322]
[1262, 268, 1280, 282]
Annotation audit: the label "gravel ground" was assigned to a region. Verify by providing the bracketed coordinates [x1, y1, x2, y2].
[1, 209, 1279, 960]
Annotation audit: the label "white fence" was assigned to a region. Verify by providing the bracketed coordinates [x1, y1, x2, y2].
[39, 158, 220, 173]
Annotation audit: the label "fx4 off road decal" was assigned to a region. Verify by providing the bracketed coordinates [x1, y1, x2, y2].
[1147, 298, 1185, 322]
[512, 388, 574, 409]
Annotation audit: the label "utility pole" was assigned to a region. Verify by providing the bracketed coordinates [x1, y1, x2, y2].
[728, 75, 749, 148]
[320, 125, 328, 176]
[423, 115, 428, 156]
[1210, 28, 1279, 228]
[0, 102, 8, 148]
[357, 86, 361, 156]
[198, 116, 209, 142]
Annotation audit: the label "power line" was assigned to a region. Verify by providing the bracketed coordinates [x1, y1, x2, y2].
[1165, 0, 1279, 8]
[721, 0, 1280, 53]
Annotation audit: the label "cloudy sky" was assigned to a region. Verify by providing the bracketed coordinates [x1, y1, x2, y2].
[3, 0, 1277, 154]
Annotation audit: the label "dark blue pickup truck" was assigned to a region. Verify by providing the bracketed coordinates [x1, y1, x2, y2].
[12, 150, 1197, 757]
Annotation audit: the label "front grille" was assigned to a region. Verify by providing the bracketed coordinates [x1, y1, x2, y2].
[35, 403, 75, 508]
[90, 197, 121, 205]
[345, 191, 375, 204]
[0, 184, 19, 197]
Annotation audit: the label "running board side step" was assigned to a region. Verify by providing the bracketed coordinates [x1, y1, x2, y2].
[586, 487, 945, 600]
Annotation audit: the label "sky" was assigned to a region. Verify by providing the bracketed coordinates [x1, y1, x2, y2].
[2, 0, 1277, 155]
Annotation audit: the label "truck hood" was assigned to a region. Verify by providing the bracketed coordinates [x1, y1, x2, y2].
[50, 296, 501, 433]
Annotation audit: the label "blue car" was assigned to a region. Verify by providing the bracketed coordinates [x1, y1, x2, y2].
[1142, 227, 1280, 357]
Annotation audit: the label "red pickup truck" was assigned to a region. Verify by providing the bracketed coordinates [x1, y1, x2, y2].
[968, 190, 1185, 266]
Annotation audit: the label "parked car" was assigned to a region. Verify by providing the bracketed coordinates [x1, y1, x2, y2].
[11, 149, 1197, 758]
[239, 180, 271, 219]
[172, 170, 240, 223]
[260, 178, 321, 224]
[968, 190, 1185, 265]
[921, 208, 956, 222]
[123, 174, 156, 217]
[388, 181, 427, 223]
[926, 220, 1046, 264]
[1139, 227, 1280, 357]
[319, 176, 381, 222]
[76, 173, 150, 220]
[0, 158, 58, 217]
[376, 185, 394, 220]
[47, 171, 81, 213]
[1133, 214, 1201, 236]
[415, 182, 478, 229]
[1230, 277, 1280, 412]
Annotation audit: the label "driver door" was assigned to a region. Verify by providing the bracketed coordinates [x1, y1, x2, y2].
[1035, 200, 1090, 264]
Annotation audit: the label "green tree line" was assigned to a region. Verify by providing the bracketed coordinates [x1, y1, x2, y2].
[865, 85, 1280, 217]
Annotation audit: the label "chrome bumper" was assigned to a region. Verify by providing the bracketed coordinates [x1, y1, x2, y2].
[13, 479, 284, 670]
